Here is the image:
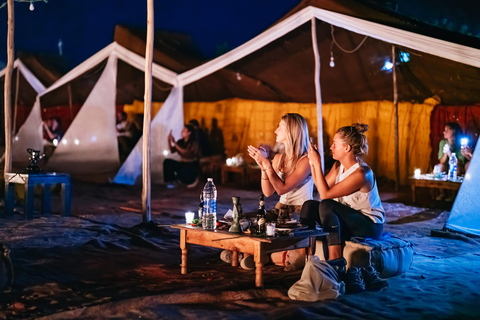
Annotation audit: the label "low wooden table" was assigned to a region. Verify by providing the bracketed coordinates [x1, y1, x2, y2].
[171, 224, 327, 288]
[221, 164, 247, 185]
[4, 172, 72, 220]
[409, 175, 462, 203]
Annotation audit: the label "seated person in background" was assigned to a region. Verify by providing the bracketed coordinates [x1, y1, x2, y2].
[437, 122, 466, 173]
[43, 117, 63, 145]
[42, 117, 64, 160]
[461, 145, 474, 173]
[436, 122, 466, 200]
[189, 119, 211, 158]
[163, 124, 200, 188]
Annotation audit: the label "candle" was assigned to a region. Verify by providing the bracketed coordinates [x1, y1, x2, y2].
[414, 169, 421, 178]
[266, 222, 276, 236]
[185, 211, 195, 224]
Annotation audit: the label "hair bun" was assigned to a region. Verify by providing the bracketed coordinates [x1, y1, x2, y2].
[352, 123, 369, 133]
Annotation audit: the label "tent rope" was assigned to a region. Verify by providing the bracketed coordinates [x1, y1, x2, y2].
[331, 25, 368, 53]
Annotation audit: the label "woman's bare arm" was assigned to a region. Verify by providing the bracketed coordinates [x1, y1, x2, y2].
[264, 155, 311, 195]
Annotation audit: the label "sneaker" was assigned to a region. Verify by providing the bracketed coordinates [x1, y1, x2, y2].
[362, 266, 389, 291]
[345, 267, 366, 293]
[220, 250, 243, 264]
[444, 196, 455, 202]
[186, 177, 199, 189]
[327, 257, 347, 278]
[240, 255, 255, 270]
[240, 254, 269, 270]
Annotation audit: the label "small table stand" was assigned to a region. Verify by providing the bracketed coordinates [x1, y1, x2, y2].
[221, 164, 247, 186]
[409, 175, 462, 203]
[171, 224, 327, 288]
[4, 172, 71, 220]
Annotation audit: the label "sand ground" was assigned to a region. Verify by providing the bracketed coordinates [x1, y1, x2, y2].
[0, 179, 479, 319]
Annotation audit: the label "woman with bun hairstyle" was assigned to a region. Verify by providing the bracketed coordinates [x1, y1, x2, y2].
[300, 123, 387, 292]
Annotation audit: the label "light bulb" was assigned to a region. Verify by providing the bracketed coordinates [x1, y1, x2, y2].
[329, 56, 335, 68]
[29, 2, 34, 11]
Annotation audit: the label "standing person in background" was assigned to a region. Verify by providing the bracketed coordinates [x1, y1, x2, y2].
[300, 123, 387, 293]
[209, 118, 225, 159]
[163, 124, 200, 188]
[189, 119, 211, 158]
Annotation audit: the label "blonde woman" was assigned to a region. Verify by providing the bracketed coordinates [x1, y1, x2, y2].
[301, 123, 387, 292]
[221, 114, 313, 271]
[248, 113, 313, 218]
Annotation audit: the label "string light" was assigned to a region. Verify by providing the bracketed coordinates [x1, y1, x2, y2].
[0, 0, 48, 11]
[330, 25, 368, 68]
[329, 50, 335, 68]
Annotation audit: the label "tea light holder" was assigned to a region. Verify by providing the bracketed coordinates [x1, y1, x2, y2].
[266, 222, 276, 236]
[185, 211, 195, 224]
[414, 169, 421, 178]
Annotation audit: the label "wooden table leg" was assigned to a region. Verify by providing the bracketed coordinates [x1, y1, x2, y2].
[411, 182, 416, 203]
[180, 229, 188, 274]
[232, 250, 238, 267]
[306, 236, 317, 259]
[254, 242, 266, 288]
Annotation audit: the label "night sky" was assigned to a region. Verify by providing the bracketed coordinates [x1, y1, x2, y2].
[0, 0, 299, 69]
[1, 0, 478, 70]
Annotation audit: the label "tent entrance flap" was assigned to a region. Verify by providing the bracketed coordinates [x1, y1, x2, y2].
[114, 85, 183, 185]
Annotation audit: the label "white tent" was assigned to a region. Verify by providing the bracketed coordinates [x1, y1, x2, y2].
[36, 42, 182, 181]
[118, 5, 480, 185]
[445, 142, 480, 236]
[1, 59, 46, 167]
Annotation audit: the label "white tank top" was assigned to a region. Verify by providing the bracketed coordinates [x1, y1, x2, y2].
[276, 154, 313, 206]
[334, 163, 385, 224]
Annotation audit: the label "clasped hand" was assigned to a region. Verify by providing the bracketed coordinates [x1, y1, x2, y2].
[247, 145, 269, 169]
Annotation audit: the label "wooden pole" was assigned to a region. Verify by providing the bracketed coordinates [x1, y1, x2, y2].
[142, 0, 154, 222]
[4, 0, 14, 176]
[392, 45, 400, 191]
[311, 18, 324, 172]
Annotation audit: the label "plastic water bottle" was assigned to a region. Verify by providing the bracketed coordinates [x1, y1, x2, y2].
[448, 153, 457, 181]
[202, 178, 217, 230]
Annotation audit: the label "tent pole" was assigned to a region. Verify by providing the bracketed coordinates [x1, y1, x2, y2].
[142, 0, 154, 223]
[4, 0, 14, 177]
[392, 45, 400, 191]
[311, 18, 324, 172]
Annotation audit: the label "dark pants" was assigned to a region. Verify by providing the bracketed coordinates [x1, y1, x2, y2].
[300, 199, 383, 257]
[163, 159, 199, 184]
